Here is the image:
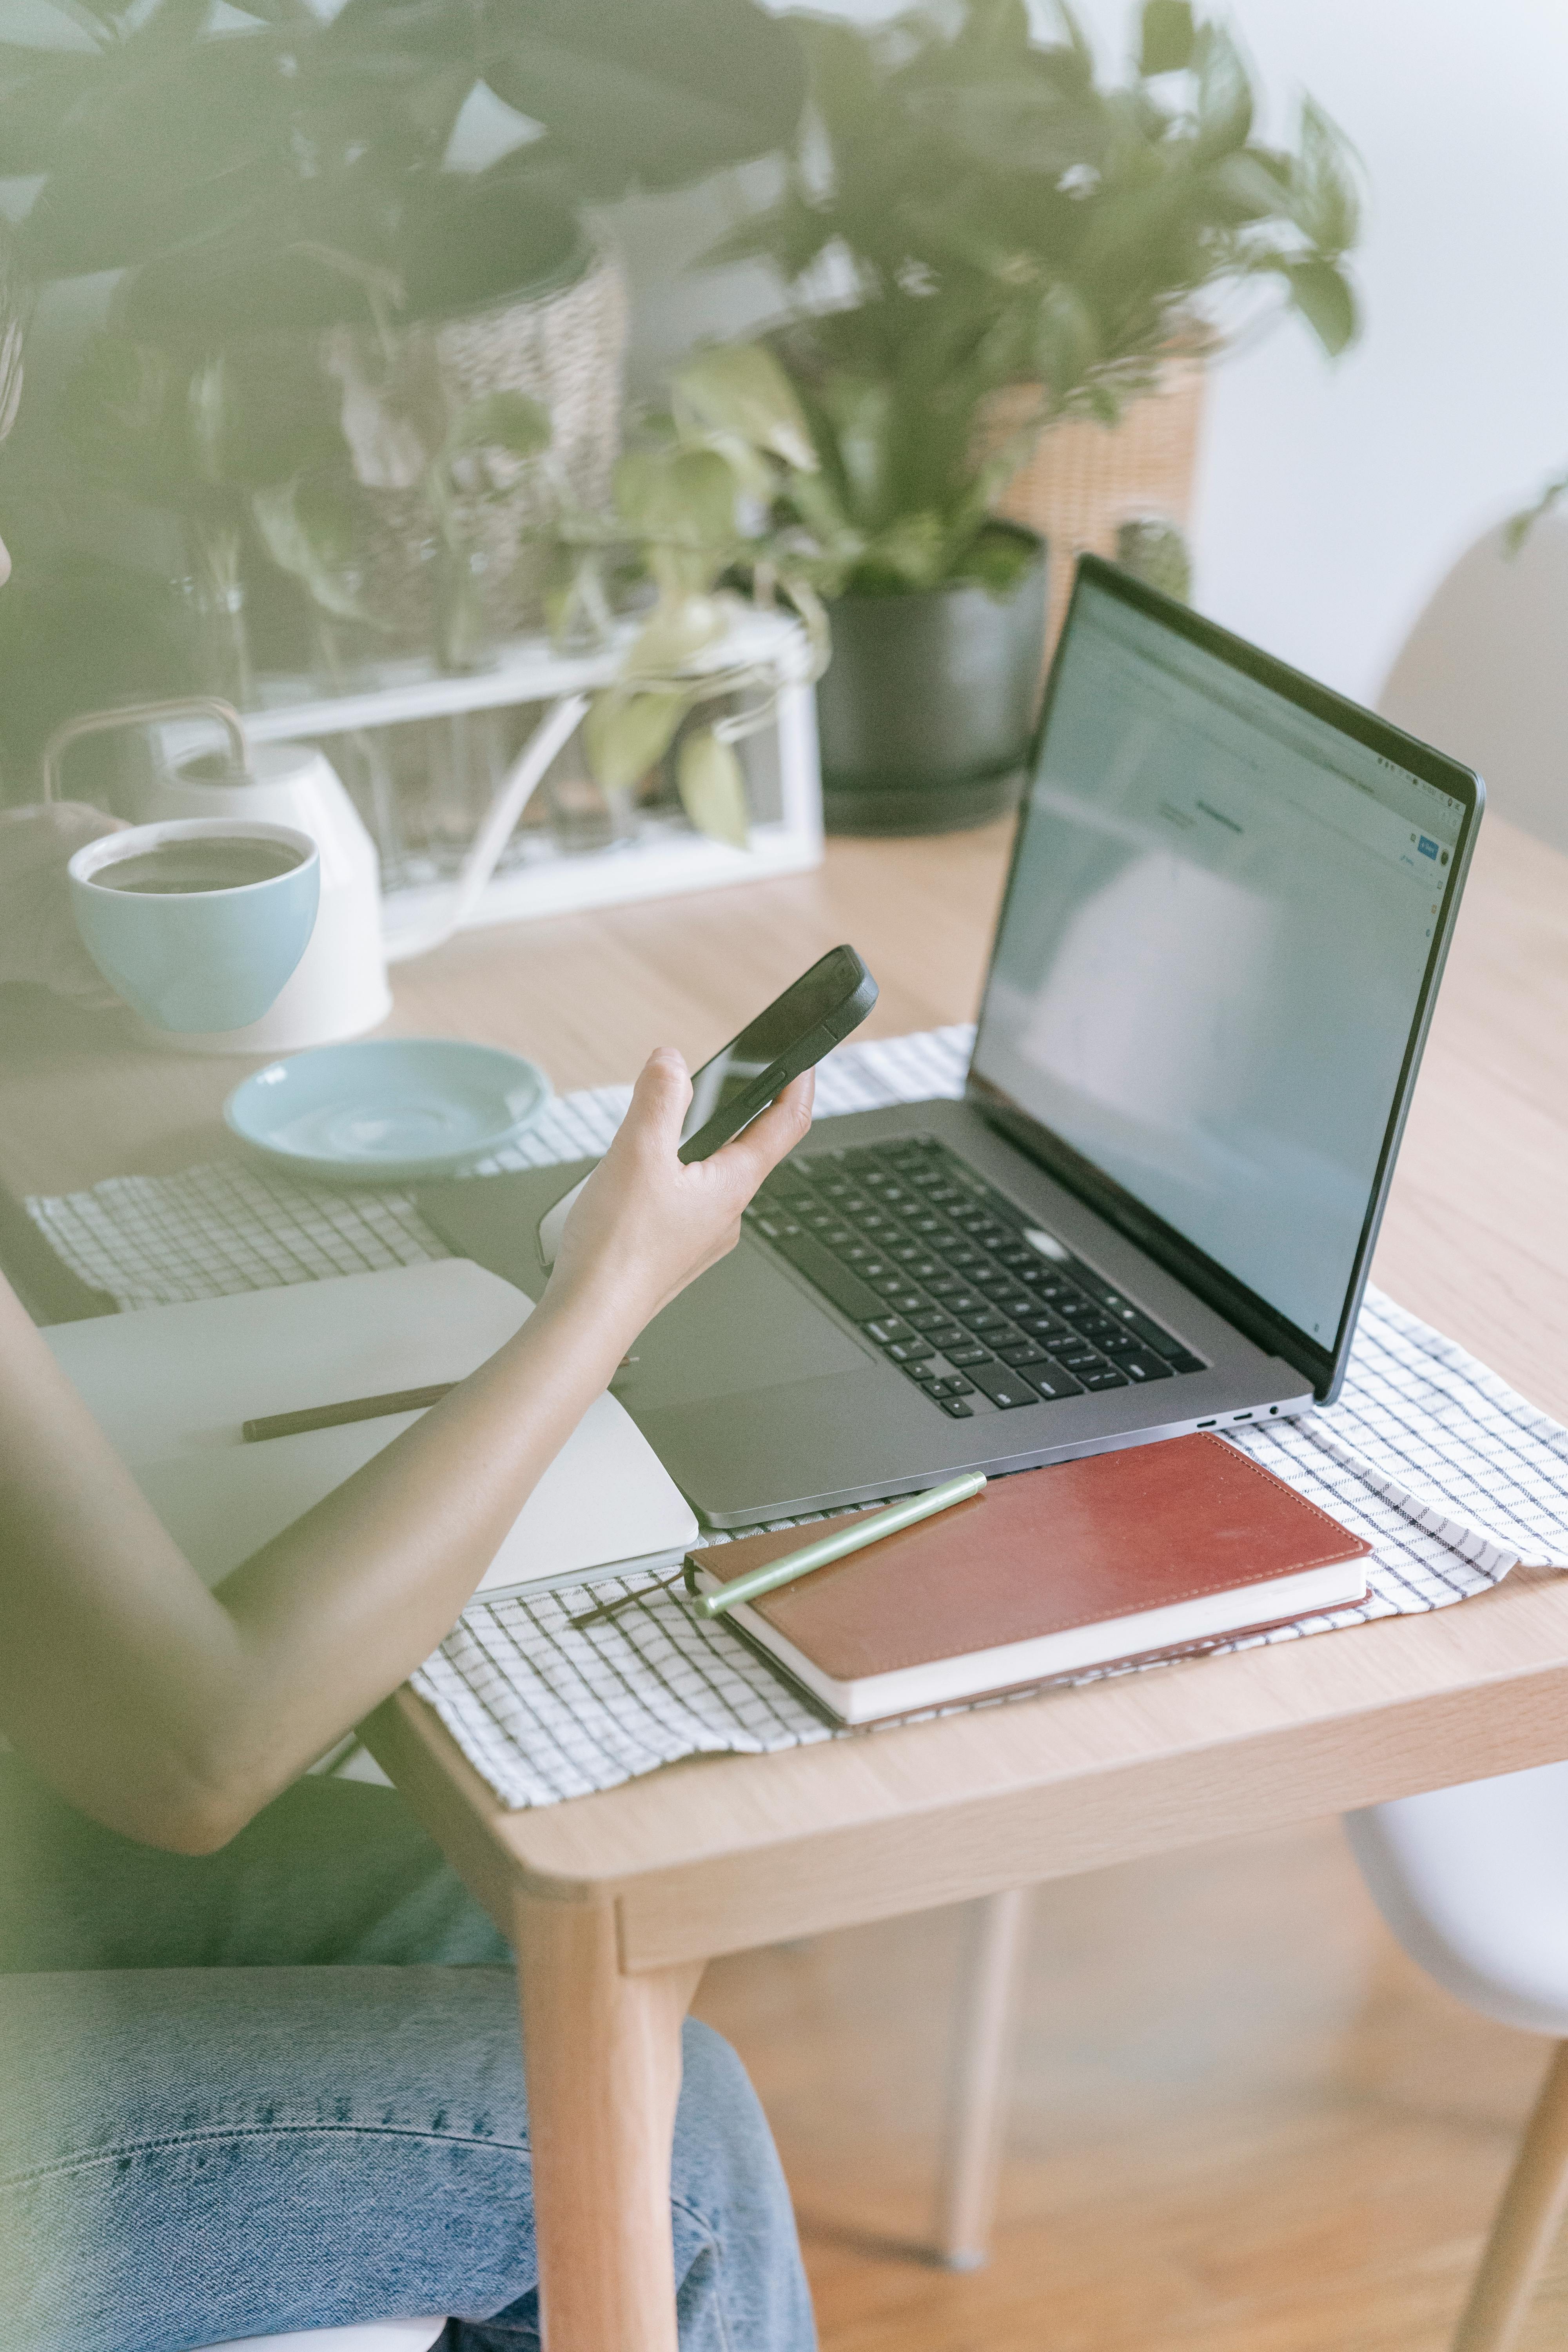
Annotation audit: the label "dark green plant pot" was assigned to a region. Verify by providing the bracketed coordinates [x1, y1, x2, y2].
[817, 526, 1047, 836]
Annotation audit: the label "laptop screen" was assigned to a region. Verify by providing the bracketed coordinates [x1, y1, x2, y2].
[972, 568, 1473, 1367]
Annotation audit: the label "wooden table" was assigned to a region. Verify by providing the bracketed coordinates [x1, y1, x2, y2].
[7, 814, 1568, 2350]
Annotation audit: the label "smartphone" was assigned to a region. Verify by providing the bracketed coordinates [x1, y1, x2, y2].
[537, 945, 878, 1265]
[675, 943, 878, 1162]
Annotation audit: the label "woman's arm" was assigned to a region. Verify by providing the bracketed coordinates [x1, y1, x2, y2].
[0, 1047, 812, 1852]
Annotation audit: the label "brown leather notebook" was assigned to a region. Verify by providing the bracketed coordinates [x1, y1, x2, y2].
[687, 1433, 1371, 1724]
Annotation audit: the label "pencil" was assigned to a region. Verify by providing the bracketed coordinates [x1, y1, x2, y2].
[691, 1470, 987, 1618]
[243, 1353, 642, 1444]
[242, 1384, 456, 1443]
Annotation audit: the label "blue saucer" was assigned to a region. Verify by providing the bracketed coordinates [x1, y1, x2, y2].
[225, 1038, 552, 1183]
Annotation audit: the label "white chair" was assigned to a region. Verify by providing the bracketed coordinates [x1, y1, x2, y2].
[1379, 511, 1568, 855]
[190, 2320, 446, 2352]
[1346, 1761, 1568, 2352]
[933, 1887, 1036, 2269]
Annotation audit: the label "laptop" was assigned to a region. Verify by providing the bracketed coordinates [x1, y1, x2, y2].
[419, 556, 1484, 1528]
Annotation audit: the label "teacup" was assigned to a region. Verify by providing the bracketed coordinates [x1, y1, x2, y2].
[69, 818, 321, 1033]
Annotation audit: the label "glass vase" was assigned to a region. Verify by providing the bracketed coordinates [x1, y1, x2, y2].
[184, 526, 256, 711]
[431, 543, 497, 677]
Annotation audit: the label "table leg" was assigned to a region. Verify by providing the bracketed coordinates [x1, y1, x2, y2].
[515, 1889, 704, 2352]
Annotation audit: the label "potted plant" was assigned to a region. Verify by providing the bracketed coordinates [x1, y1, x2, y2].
[0, 0, 807, 732]
[707, 0, 1362, 834]
[509, 339, 829, 849]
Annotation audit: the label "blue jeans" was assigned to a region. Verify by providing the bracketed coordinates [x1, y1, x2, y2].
[0, 1762, 815, 2352]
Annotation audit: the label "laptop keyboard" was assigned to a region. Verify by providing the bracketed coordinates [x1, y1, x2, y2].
[745, 1136, 1206, 1419]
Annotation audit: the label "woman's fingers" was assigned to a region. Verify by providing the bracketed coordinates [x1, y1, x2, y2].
[717, 1069, 815, 1190]
[622, 1048, 811, 1188]
[637, 1044, 693, 1118]
[545, 1048, 815, 1331]
[626, 1046, 692, 1143]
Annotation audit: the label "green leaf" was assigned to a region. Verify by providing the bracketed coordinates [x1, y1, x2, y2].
[677, 728, 749, 848]
[857, 511, 947, 592]
[1506, 470, 1568, 556]
[61, 334, 171, 450]
[613, 446, 739, 545]
[785, 465, 859, 557]
[1045, 0, 1094, 87]
[951, 0, 1034, 57]
[1291, 96, 1361, 256]
[392, 171, 585, 323]
[623, 593, 730, 677]
[1139, 0, 1194, 77]
[444, 389, 553, 461]
[699, 194, 834, 285]
[1207, 148, 1293, 225]
[1281, 255, 1358, 356]
[1034, 282, 1101, 404]
[56, 334, 188, 499]
[185, 342, 343, 490]
[799, 17, 886, 172]
[225, 0, 320, 21]
[252, 473, 384, 624]
[647, 546, 729, 601]
[401, 59, 478, 153]
[956, 521, 1042, 598]
[818, 375, 895, 531]
[319, 0, 477, 60]
[0, 42, 103, 175]
[582, 689, 689, 791]
[670, 342, 818, 474]
[479, 0, 808, 203]
[908, 78, 1104, 178]
[1192, 23, 1253, 160]
[18, 24, 294, 279]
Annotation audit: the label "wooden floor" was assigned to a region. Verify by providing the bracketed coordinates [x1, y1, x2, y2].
[694, 1819, 1568, 2351]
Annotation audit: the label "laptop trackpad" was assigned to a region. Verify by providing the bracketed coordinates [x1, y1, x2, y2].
[613, 1239, 869, 1412]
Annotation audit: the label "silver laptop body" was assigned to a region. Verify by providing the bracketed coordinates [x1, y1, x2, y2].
[422, 558, 1483, 1527]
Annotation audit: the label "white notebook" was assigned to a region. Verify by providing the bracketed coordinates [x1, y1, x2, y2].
[43, 1259, 697, 1597]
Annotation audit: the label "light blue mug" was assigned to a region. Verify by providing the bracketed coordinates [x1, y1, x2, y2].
[68, 818, 321, 1033]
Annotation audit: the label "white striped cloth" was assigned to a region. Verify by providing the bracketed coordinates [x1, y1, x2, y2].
[29, 1026, 1568, 1809]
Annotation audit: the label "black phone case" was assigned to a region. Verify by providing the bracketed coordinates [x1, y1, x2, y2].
[676, 960, 879, 1163]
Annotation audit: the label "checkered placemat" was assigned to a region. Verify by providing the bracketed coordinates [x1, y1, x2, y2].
[26, 1025, 974, 1310]
[410, 1298, 1568, 1805]
[28, 1026, 1568, 1809]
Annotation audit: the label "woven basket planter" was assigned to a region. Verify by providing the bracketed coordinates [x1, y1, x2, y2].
[988, 354, 1206, 657]
[350, 244, 628, 648]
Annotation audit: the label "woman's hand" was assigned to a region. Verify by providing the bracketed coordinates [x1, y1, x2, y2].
[0, 802, 126, 1000]
[546, 1045, 815, 1337]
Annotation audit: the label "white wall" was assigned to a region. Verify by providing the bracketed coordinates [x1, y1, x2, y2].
[603, 0, 1568, 709]
[1167, 0, 1568, 706]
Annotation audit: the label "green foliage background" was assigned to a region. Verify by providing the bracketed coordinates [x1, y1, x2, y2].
[711, 0, 1361, 596]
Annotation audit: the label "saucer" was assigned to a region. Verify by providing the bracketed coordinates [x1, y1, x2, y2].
[225, 1038, 551, 1183]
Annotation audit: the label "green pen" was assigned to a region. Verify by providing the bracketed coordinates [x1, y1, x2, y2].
[690, 1469, 987, 1620]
